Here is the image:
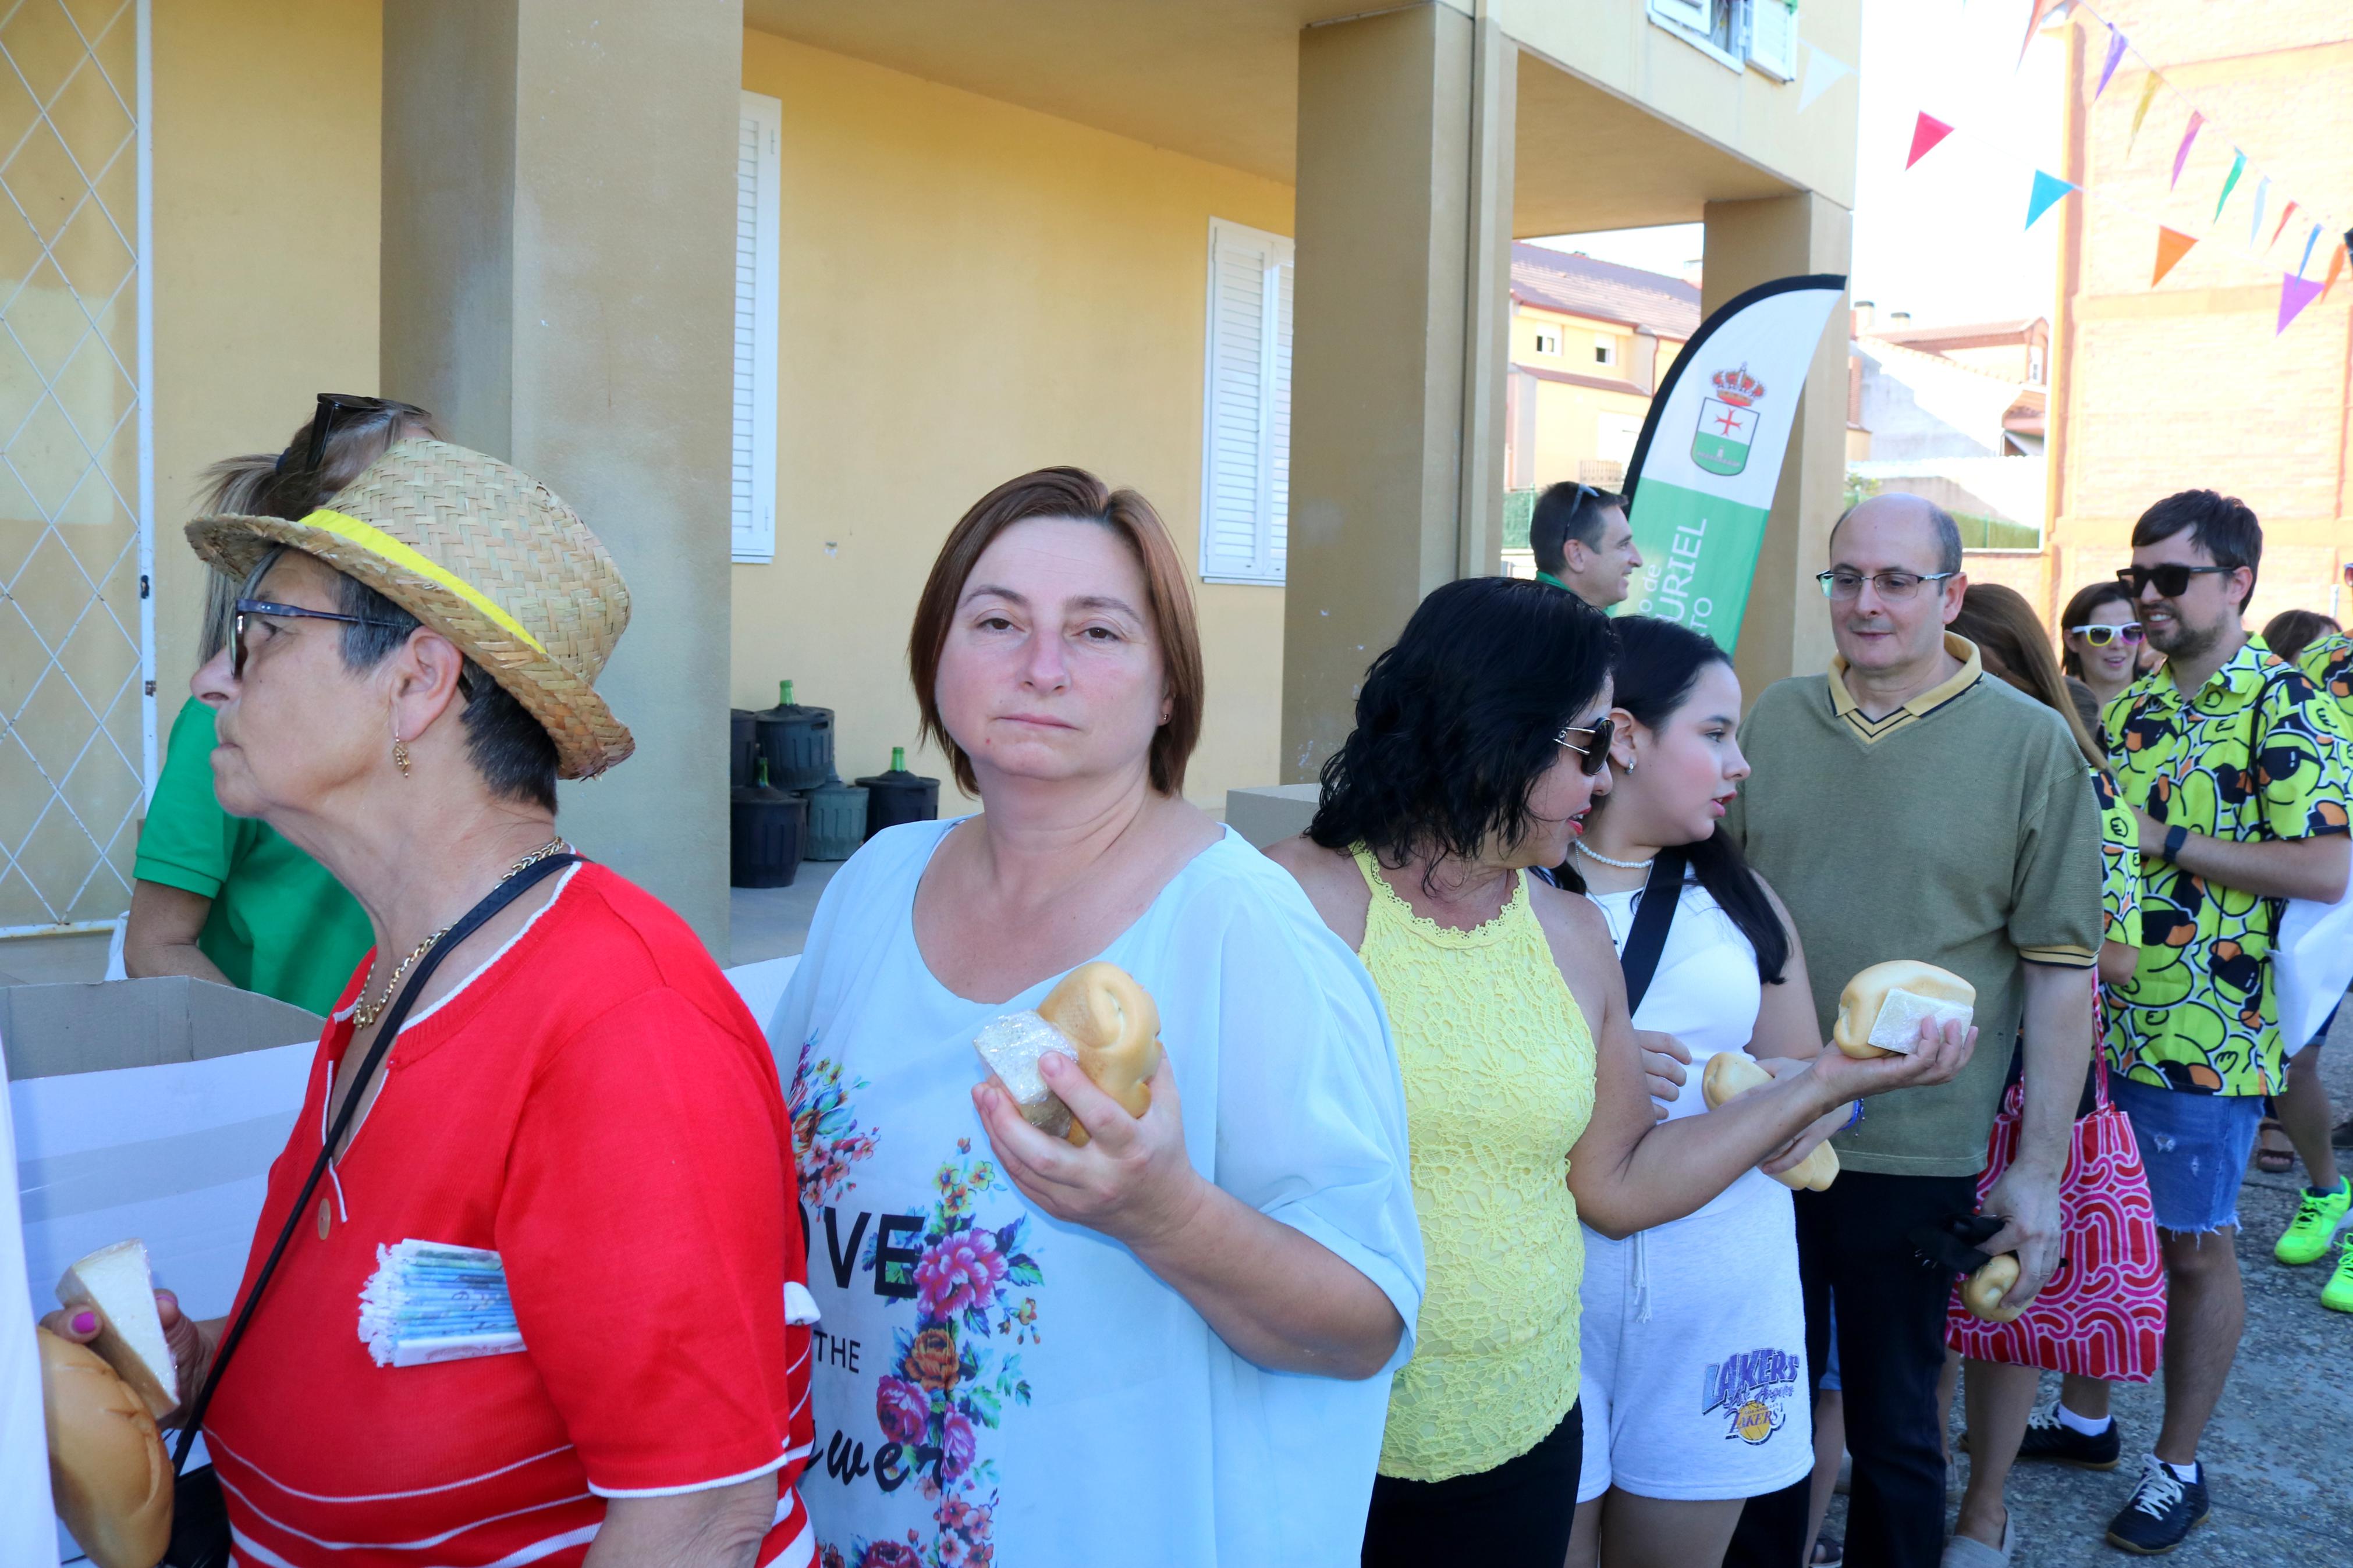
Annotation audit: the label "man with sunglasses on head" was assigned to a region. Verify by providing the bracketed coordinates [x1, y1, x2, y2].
[1721, 493, 2101, 1568]
[1529, 481, 1642, 608]
[2079, 490, 2353, 1551]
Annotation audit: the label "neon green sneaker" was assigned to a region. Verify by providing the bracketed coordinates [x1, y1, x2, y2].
[2324, 1238, 2353, 1314]
[2275, 1175, 2352, 1265]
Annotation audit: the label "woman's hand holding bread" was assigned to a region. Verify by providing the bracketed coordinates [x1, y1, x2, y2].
[41, 1288, 215, 1430]
[974, 1048, 1206, 1252]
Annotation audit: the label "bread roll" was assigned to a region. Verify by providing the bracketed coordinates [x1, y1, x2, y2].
[973, 962, 1163, 1146]
[38, 1328, 172, 1568]
[1962, 1253, 2026, 1323]
[57, 1240, 178, 1420]
[1833, 961, 1976, 1059]
[1038, 962, 1161, 1147]
[1700, 1051, 1840, 1192]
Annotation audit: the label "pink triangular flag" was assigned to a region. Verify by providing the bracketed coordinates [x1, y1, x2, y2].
[2270, 200, 2301, 250]
[2095, 26, 2128, 98]
[1907, 113, 1955, 170]
[2170, 112, 2204, 189]
[2279, 272, 2324, 335]
[2019, 0, 2060, 66]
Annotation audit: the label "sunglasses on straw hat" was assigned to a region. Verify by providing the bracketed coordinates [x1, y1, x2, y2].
[190, 438, 635, 779]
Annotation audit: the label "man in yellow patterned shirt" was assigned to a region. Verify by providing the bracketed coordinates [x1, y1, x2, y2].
[2090, 492, 2352, 1552]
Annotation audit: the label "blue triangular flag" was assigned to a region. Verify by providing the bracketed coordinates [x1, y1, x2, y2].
[2025, 169, 2077, 230]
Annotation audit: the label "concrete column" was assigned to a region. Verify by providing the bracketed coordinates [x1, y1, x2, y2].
[1701, 192, 1852, 697]
[1282, 5, 1515, 781]
[381, 1, 741, 951]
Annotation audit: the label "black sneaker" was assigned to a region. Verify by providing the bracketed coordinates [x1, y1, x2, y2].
[2104, 1456, 2210, 1554]
[2014, 1399, 2121, 1469]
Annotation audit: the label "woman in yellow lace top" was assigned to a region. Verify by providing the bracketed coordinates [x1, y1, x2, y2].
[1268, 579, 1975, 1565]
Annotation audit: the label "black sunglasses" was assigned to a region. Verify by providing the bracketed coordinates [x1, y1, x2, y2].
[1556, 716, 1617, 777]
[2116, 563, 2233, 598]
[291, 393, 399, 476]
[232, 598, 411, 680]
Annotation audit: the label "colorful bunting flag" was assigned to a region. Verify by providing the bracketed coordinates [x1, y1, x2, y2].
[2248, 178, 2269, 247]
[2270, 200, 2300, 250]
[2324, 241, 2349, 301]
[2127, 72, 2161, 151]
[2026, 170, 2077, 230]
[2019, 0, 2060, 66]
[2213, 150, 2245, 220]
[2300, 225, 2323, 275]
[2152, 226, 2197, 286]
[2095, 25, 2128, 98]
[1907, 113, 1955, 170]
[2278, 273, 2324, 335]
[2170, 112, 2203, 189]
[1797, 41, 1854, 113]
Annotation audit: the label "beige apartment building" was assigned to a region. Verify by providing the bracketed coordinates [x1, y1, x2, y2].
[2014, 1, 2352, 627]
[2, 0, 1862, 955]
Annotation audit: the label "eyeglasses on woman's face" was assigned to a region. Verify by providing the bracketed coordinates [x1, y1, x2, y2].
[1555, 716, 1616, 777]
[2067, 621, 2144, 649]
[1815, 568, 1956, 602]
[232, 598, 410, 681]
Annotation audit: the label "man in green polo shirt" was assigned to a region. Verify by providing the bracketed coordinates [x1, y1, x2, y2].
[2069, 490, 2352, 1549]
[1528, 481, 1640, 607]
[1723, 493, 2100, 1568]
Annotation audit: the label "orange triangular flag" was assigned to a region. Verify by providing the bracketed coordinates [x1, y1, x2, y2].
[2324, 242, 2348, 301]
[2152, 226, 2198, 286]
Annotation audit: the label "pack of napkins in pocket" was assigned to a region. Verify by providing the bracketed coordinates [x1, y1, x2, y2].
[359, 1239, 526, 1367]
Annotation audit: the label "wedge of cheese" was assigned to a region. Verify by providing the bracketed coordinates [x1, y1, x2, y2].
[57, 1240, 178, 1421]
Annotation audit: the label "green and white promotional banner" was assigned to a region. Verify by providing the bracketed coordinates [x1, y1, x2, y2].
[1618, 273, 1846, 652]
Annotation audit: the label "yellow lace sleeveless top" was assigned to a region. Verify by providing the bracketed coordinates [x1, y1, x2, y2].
[1353, 845, 1596, 1482]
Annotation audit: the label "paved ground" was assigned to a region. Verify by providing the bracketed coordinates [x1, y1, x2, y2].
[1825, 1007, 2353, 1565]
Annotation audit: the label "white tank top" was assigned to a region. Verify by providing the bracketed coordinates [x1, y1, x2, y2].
[1588, 877, 1767, 1123]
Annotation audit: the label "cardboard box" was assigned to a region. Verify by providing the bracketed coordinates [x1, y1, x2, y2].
[2, 976, 322, 1081]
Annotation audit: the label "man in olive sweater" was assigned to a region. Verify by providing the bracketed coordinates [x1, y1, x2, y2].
[1723, 495, 2102, 1568]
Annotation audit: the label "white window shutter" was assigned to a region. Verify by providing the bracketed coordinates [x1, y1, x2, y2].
[1747, 1, 1798, 80]
[1648, 0, 1712, 34]
[1199, 218, 1294, 585]
[733, 92, 782, 564]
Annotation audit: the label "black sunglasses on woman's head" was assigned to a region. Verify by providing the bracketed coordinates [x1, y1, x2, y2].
[1556, 716, 1616, 777]
[293, 392, 399, 476]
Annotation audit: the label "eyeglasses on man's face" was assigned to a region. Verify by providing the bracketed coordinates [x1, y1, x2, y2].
[1816, 568, 1957, 602]
[231, 598, 410, 681]
[1555, 716, 1616, 777]
[2115, 563, 2231, 600]
[2067, 622, 2145, 648]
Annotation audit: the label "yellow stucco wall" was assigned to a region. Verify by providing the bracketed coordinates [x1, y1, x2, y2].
[733, 32, 1293, 812]
[150, 0, 382, 728]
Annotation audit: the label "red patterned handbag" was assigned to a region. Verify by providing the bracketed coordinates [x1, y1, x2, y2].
[1944, 1046, 2167, 1382]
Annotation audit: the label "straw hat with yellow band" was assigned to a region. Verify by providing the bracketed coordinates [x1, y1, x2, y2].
[187, 438, 634, 779]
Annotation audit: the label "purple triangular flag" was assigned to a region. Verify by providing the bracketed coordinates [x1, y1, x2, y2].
[2096, 27, 2128, 99]
[2279, 272, 2324, 335]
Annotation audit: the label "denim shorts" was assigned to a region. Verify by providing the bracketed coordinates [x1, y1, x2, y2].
[2110, 1076, 2265, 1234]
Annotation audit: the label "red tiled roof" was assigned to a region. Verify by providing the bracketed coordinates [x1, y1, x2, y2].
[1512, 362, 1649, 397]
[1511, 243, 1700, 340]
[1872, 318, 2046, 350]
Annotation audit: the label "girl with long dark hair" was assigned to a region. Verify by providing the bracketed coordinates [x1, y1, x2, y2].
[1265, 581, 1975, 1566]
[1556, 616, 1829, 1568]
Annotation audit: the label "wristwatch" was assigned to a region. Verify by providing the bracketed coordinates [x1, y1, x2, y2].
[2162, 823, 2189, 862]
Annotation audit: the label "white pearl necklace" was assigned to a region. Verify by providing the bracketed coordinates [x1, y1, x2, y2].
[1574, 841, 1655, 871]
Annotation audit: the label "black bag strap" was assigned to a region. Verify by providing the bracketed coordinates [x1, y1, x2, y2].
[171, 851, 580, 1470]
[1617, 847, 1688, 1015]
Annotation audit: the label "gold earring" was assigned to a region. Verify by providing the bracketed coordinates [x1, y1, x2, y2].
[392, 735, 411, 777]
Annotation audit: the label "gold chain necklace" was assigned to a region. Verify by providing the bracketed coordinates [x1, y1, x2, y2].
[349, 838, 570, 1030]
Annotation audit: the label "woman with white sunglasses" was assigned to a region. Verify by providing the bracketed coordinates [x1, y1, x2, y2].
[2059, 582, 2146, 713]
